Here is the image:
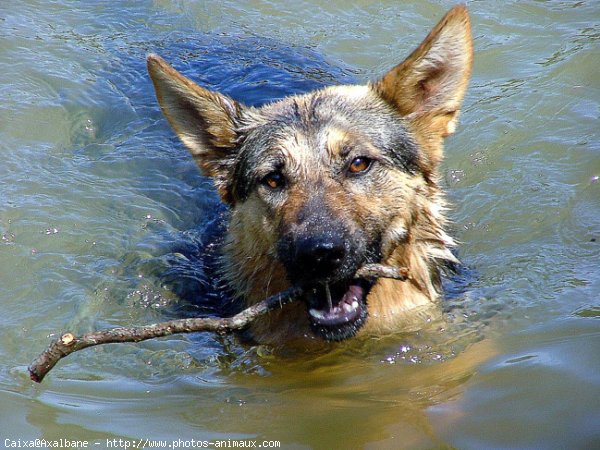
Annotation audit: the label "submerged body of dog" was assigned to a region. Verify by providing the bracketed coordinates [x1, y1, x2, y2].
[147, 6, 473, 346]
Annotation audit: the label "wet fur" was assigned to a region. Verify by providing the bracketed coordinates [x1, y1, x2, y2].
[147, 5, 473, 346]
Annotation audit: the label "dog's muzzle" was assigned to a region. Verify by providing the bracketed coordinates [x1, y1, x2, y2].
[277, 223, 373, 341]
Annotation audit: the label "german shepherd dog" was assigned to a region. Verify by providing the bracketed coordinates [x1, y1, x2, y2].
[147, 5, 473, 346]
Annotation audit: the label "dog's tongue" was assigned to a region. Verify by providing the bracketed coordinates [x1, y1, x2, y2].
[308, 284, 364, 326]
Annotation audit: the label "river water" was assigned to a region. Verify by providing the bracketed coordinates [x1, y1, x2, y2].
[1, 1, 599, 449]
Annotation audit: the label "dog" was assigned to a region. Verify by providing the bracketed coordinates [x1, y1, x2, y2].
[147, 5, 473, 346]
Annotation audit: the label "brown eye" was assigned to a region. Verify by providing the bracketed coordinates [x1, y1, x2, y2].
[348, 157, 372, 174]
[262, 171, 285, 189]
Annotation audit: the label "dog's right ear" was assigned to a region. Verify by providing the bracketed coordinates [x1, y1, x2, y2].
[147, 54, 244, 204]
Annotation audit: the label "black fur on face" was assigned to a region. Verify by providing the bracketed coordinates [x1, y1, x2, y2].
[275, 194, 367, 285]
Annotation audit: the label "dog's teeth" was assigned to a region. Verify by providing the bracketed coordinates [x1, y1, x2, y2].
[343, 303, 353, 313]
[351, 300, 359, 309]
[309, 308, 324, 319]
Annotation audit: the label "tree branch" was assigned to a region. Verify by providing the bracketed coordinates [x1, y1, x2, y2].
[28, 264, 407, 383]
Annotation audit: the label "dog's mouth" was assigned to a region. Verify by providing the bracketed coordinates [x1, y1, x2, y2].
[304, 279, 371, 341]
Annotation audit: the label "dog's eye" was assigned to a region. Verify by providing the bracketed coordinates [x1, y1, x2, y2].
[348, 157, 372, 175]
[261, 171, 285, 189]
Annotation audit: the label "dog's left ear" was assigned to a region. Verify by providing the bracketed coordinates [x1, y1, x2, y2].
[374, 5, 473, 167]
[147, 54, 244, 204]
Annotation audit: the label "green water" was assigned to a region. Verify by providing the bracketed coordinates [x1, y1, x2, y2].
[1, 1, 599, 449]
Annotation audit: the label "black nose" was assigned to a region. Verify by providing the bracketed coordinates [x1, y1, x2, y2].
[295, 235, 346, 278]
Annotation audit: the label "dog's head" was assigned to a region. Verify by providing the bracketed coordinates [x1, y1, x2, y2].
[148, 6, 472, 342]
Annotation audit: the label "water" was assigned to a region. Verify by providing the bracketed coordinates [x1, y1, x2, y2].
[1, 0, 599, 448]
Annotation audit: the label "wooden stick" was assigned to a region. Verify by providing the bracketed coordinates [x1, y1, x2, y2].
[28, 264, 407, 383]
[355, 264, 410, 281]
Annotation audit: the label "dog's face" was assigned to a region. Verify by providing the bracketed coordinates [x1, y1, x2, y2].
[230, 86, 427, 340]
[148, 6, 473, 342]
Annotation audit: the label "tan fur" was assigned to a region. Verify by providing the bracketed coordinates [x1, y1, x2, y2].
[147, 56, 242, 202]
[374, 5, 473, 169]
[147, 5, 473, 346]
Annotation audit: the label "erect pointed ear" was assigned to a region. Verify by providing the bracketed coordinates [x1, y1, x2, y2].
[147, 54, 245, 204]
[373, 5, 473, 166]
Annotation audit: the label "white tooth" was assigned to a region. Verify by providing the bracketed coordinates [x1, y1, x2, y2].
[343, 303, 353, 313]
[352, 300, 359, 309]
[309, 308, 324, 319]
